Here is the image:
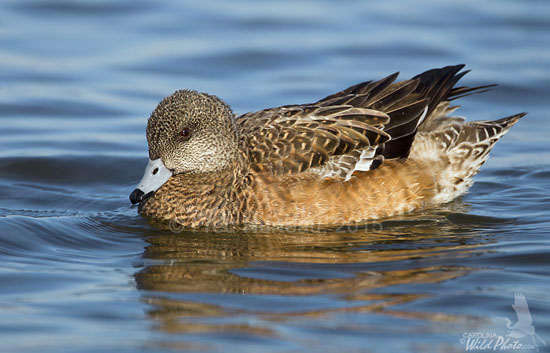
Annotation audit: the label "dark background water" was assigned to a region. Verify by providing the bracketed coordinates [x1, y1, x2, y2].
[1, 0, 549, 352]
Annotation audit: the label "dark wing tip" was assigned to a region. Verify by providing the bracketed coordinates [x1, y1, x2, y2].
[382, 65, 470, 159]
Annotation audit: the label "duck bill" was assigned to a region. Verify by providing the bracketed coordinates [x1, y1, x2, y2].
[129, 158, 172, 205]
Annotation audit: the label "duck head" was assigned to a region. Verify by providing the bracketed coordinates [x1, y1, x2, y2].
[130, 90, 239, 205]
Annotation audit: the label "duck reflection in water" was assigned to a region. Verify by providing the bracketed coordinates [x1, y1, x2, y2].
[134, 204, 498, 338]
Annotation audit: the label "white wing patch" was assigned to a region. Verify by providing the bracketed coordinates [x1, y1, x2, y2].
[416, 106, 429, 127]
[309, 146, 379, 181]
[347, 148, 377, 180]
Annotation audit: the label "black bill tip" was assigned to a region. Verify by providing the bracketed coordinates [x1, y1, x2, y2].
[130, 188, 144, 205]
[130, 189, 155, 205]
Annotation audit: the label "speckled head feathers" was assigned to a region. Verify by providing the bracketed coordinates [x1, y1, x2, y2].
[146, 90, 240, 174]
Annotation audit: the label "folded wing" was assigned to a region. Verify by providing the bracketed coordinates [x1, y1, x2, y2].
[237, 64, 485, 179]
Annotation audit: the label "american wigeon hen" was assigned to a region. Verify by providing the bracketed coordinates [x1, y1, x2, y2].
[130, 65, 525, 229]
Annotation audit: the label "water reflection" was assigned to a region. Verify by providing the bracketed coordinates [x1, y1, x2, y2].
[135, 204, 500, 337]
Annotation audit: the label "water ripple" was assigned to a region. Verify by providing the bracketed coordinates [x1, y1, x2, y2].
[1, 0, 549, 352]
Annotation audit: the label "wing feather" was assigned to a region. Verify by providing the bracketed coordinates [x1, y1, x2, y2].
[238, 65, 478, 179]
[238, 105, 390, 176]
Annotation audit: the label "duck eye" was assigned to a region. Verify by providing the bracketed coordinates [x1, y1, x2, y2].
[179, 127, 191, 139]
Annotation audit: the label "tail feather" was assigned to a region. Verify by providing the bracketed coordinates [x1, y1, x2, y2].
[452, 112, 526, 147]
[411, 112, 526, 204]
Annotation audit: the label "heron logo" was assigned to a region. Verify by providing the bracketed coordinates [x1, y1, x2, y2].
[460, 292, 546, 351]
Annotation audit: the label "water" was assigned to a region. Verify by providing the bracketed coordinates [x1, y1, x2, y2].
[1, 0, 549, 352]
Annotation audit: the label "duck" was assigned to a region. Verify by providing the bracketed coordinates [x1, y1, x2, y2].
[129, 64, 525, 229]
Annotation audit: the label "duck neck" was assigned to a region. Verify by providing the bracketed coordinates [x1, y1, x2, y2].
[139, 167, 245, 230]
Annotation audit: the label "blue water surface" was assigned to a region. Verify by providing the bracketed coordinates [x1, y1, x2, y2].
[0, 1, 549, 352]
